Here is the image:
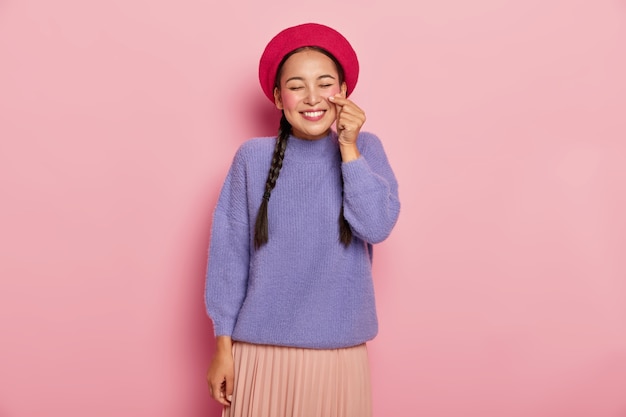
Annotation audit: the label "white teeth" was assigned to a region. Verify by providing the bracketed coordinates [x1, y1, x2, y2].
[303, 111, 324, 118]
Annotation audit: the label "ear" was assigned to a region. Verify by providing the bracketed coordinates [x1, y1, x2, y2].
[274, 87, 283, 110]
[340, 82, 348, 98]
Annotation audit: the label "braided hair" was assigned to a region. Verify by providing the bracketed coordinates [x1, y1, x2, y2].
[253, 47, 353, 249]
[253, 112, 290, 248]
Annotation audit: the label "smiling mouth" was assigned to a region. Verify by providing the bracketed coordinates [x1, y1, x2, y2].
[302, 110, 325, 118]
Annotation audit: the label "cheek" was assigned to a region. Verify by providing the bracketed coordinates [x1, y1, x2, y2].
[280, 92, 299, 110]
[322, 86, 342, 100]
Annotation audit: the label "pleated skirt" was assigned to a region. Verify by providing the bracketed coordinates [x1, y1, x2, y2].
[223, 342, 372, 417]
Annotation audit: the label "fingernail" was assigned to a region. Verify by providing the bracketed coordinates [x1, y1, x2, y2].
[228, 395, 233, 402]
[328, 96, 335, 101]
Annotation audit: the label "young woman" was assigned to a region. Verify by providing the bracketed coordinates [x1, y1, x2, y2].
[205, 22, 400, 417]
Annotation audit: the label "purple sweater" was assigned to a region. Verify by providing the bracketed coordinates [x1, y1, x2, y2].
[205, 131, 400, 349]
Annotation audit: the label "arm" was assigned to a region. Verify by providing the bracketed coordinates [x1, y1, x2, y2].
[329, 95, 400, 243]
[341, 133, 400, 243]
[204, 147, 251, 404]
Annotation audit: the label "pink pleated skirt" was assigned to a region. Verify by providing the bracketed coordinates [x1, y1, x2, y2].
[223, 342, 372, 417]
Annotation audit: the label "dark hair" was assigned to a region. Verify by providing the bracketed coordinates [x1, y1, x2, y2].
[253, 46, 352, 249]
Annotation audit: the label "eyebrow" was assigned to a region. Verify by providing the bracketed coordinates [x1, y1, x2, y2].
[285, 74, 337, 83]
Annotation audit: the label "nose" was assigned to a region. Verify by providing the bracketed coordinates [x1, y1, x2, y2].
[304, 87, 322, 105]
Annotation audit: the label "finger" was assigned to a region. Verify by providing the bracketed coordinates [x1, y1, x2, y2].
[336, 102, 365, 119]
[336, 110, 345, 130]
[225, 373, 235, 403]
[329, 95, 363, 112]
[337, 110, 361, 122]
[328, 95, 346, 107]
[337, 114, 363, 131]
[210, 379, 230, 406]
[336, 110, 365, 130]
[209, 380, 220, 400]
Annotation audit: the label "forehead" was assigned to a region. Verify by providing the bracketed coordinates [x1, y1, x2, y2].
[280, 50, 338, 80]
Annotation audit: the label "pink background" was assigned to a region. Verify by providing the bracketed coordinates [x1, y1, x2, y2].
[1, 0, 625, 416]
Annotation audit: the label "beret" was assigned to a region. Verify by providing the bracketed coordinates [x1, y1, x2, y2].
[258, 23, 359, 103]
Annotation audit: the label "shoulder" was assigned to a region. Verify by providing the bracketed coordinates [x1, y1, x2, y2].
[356, 131, 385, 154]
[237, 136, 276, 156]
[357, 131, 381, 144]
[231, 136, 276, 164]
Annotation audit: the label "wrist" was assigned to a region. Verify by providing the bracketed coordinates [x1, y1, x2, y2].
[339, 141, 360, 162]
[215, 336, 233, 353]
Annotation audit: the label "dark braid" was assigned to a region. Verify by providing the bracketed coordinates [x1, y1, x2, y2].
[339, 174, 353, 247]
[254, 112, 291, 248]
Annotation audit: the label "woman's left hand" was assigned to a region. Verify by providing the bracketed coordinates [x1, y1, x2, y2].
[329, 95, 366, 146]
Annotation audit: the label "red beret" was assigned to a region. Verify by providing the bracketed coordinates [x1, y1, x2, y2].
[258, 23, 359, 103]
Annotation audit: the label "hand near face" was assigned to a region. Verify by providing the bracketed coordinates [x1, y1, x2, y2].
[329, 94, 365, 161]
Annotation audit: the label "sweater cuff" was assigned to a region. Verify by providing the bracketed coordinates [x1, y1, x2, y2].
[341, 156, 374, 191]
[211, 319, 235, 338]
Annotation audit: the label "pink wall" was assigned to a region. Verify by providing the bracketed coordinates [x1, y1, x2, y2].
[1, 0, 625, 416]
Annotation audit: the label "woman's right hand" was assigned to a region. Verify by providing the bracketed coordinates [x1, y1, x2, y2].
[206, 336, 235, 406]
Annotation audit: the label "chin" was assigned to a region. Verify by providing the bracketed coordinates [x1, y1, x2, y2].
[305, 130, 331, 140]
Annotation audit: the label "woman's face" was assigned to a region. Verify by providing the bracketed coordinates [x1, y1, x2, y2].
[274, 49, 347, 140]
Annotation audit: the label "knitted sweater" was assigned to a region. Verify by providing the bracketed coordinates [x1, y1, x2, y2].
[205, 131, 400, 349]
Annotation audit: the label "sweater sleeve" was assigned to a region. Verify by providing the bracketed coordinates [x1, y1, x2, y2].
[204, 146, 251, 336]
[341, 132, 401, 244]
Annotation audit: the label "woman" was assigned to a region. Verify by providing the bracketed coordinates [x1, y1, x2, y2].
[205, 22, 400, 417]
